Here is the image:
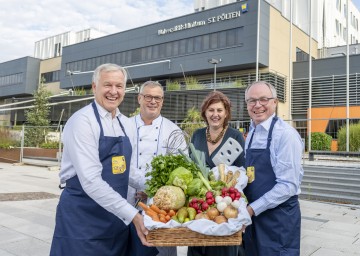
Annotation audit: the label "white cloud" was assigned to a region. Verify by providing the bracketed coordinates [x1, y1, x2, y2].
[0, 0, 193, 63]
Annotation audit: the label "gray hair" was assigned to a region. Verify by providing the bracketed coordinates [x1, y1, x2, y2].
[139, 81, 164, 95]
[92, 63, 128, 86]
[245, 81, 277, 99]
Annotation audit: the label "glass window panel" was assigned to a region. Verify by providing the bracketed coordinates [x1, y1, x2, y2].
[152, 45, 159, 59]
[126, 51, 132, 64]
[147, 46, 152, 60]
[210, 33, 218, 49]
[159, 43, 166, 58]
[179, 39, 186, 54]
[187, 38, 194, 53]
[227, 30, 236, 46]
[194, 36, 202, 52]
[141, 48, 146, 61]
[202, 34, 210, 50]
[173, 41, 179, 56]
[219, 31, 227, 47]
[166, 42, 172, 57]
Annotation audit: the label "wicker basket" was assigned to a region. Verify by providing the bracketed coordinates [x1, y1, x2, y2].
[146, 227, 242, 247]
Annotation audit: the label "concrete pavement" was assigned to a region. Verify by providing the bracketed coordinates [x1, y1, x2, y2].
[0, 162, 359, 256]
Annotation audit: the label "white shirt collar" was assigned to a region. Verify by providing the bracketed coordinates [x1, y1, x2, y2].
[250, 113, 276, 132]
[136, 114, 162, 126]
[94, 100, 121, 119]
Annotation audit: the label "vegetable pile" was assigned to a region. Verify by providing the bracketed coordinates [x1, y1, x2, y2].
[142, 143, 249, 230]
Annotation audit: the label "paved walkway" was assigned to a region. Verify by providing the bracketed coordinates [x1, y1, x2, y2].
[0, 162, 359, 256]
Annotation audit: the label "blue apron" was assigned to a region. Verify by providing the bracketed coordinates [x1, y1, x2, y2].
[50, 102, 149, 256]
[243, 117, 301, 256]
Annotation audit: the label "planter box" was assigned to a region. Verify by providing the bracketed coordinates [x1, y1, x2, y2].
[0, 148, 21, 163]
[0, 148, 60, 163]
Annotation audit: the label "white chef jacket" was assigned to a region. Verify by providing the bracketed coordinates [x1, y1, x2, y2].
[127, 114, 186, 205]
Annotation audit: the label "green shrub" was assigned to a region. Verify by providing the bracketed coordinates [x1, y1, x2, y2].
[337, 122, 360, 151]
[180, 107, 206, 138]
[185, 77, 205, 90]
[129, 107, 140, 117]
[166, 80, 181, 91]
[40, 141, 61, 149]
[310, 132, 332, 151]
[0, 128, 19, 149]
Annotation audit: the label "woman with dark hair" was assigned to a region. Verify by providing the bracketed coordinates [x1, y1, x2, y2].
[187, 91, 245, 256]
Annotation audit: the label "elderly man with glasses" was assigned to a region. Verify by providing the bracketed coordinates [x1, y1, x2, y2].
[128, 81, 186, 256]
[242, 81, 304, 256]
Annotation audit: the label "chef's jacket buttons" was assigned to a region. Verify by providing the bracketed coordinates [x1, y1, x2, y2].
[155, 139, 157, 141]
[156, 127, 159, 129]
[139, 153, 142, 155]
[153, 153, 156, 155]
[140, 139, 142, 141]
[139, 167, 142, 169]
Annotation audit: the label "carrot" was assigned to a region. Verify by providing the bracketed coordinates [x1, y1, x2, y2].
[168, 210, 176, 217]
[159, 216, 167, 223]
[138, 202, 149, 211]
[150, 204, 162, 214]
[159, 209, 167, 216]
[145, 210, 160, 222]
[165, 215, 171, 221]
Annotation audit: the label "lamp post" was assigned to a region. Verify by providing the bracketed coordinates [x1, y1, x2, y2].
[208, 58, 221, 90]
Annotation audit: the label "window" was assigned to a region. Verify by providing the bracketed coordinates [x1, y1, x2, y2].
[41, 71, 60, 83]
[202, 34, 210, 51]
[336, 0, 341, 11]
[325, 119, 360, 138]
[194, 36, 202, 52]
[335, 19, 340, 35]
[210, 33, 218, 49]
[187, 38, 194, 53]
[54, 43, 61, 57]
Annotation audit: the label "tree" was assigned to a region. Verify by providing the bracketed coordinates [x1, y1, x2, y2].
[24, 82, 51, 147]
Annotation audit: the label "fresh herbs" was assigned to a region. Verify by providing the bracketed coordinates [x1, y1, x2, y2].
[145, 154, 200, 197]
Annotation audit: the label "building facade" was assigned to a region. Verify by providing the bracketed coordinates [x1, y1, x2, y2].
[1, 0, 359, 148]
[195, 0, 360, 49]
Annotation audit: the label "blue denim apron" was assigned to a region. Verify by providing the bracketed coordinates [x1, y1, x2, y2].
[243, 117, 301, 256]
[50, 102, 133, 256]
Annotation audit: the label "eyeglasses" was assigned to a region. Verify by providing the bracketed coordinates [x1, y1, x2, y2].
[246, 97, 274, 106]
[140, 94, 163, 103]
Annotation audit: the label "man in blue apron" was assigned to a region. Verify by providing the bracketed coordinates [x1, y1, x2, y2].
[50, 63, 157, 256]
[243, 81, 304, 256]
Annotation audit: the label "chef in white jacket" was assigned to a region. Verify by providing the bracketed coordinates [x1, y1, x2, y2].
[128, 81, 186, 256]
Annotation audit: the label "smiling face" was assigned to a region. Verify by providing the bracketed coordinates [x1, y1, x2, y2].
[245, 82, 277, 126]
[205, 101, 227, 130]
[92, 70, 125, 117]
[138, 85, 164, 124]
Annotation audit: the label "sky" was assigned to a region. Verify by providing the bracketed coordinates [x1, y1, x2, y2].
[2, 0, 360, 64]
[0, 0, 193, 63]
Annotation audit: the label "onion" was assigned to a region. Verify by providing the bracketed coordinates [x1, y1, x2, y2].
[223, 205, 238, 219]
[195, 212, 210, 220]
[206, 207, 220, 220]
[214, 215, 227, 224]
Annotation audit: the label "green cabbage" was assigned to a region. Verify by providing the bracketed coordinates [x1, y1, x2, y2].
[186, 178, 203, 196]
[166, 167, 193, 190]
